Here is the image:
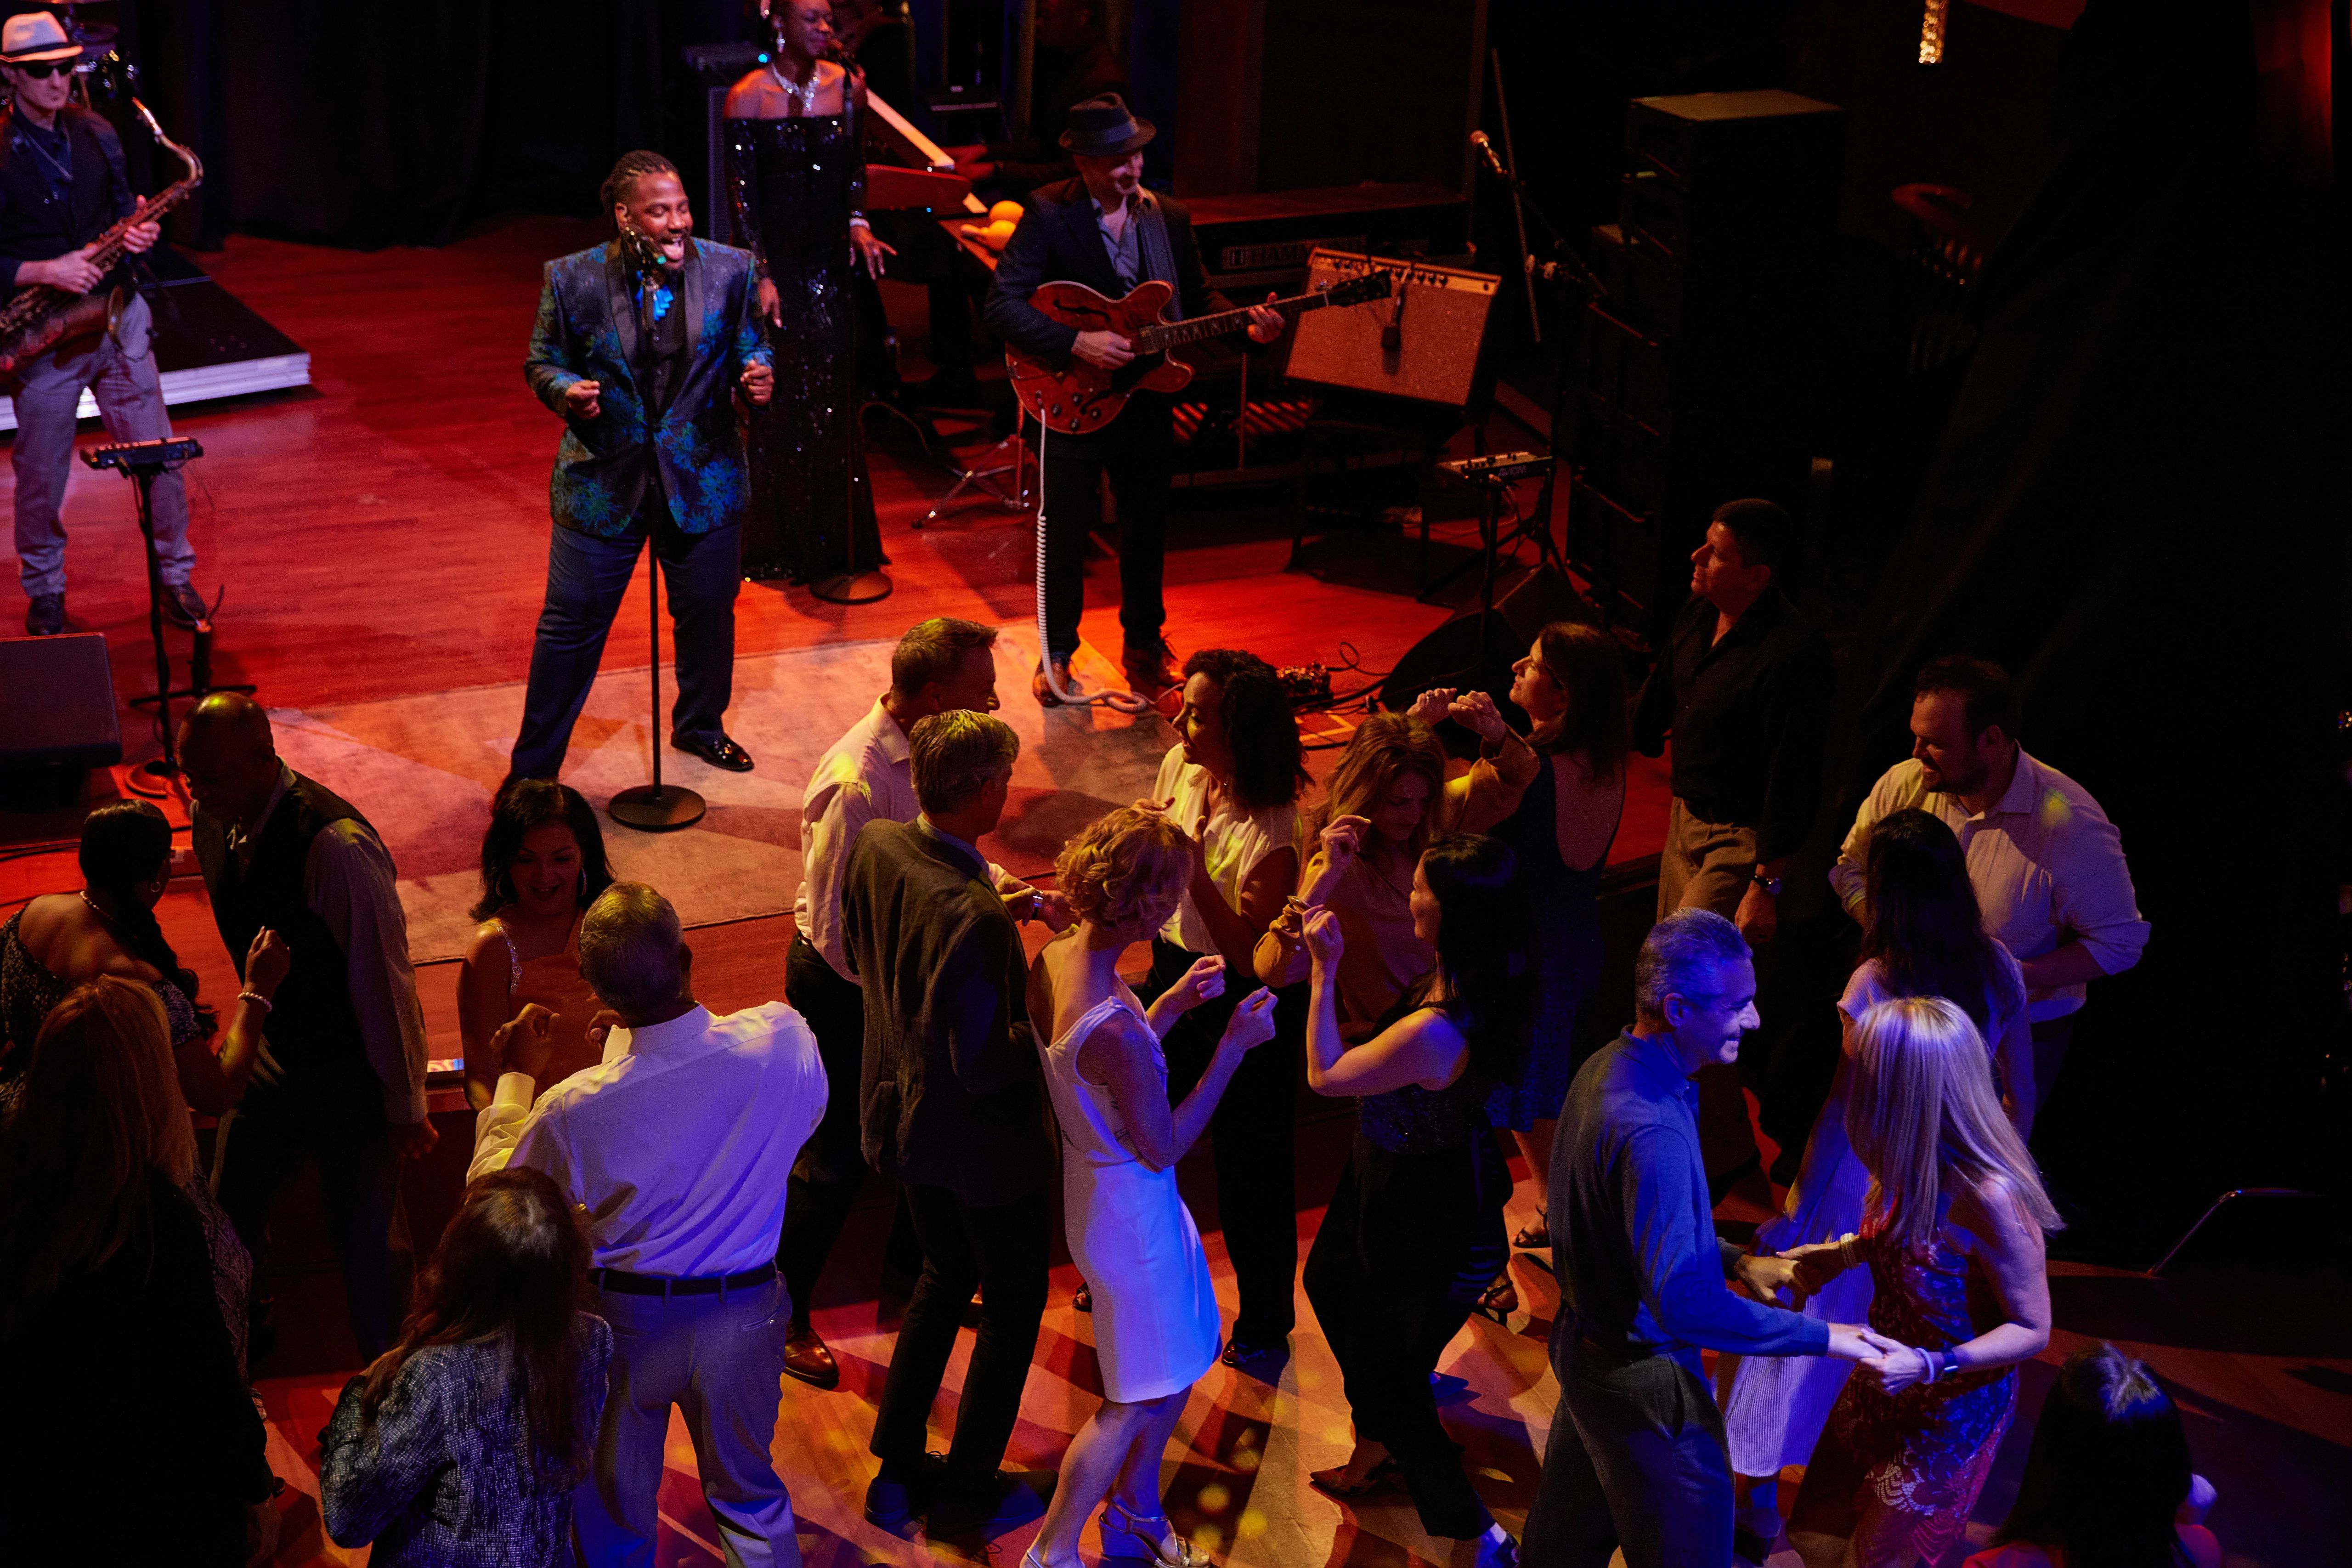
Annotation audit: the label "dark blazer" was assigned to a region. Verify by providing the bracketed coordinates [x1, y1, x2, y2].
[523, 237, 770, 538]
[0, 106, 135, 297]
[842, 817, 1052, 1206]
[982, 177, 1225, 373]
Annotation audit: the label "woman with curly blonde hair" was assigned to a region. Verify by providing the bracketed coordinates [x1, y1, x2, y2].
[1022, 806, 1281, 1568]
[1783, 996, 2062, 1568]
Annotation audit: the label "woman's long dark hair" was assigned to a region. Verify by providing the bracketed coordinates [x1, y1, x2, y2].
[79, 800, 213, 1037]
[1183, 648, 1309, 814]
[1992, 1342, 2197, 1568]
[470, 780, 614, 923]
[1418, 833, 1530, 1087]
[361, 1168, 596, 1485]
[1527, 620, 1630, 779]
[1861, 809, 2014, 1036]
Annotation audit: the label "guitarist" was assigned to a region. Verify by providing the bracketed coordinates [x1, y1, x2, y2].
[984, 93, 1280, 706]
[0, 11, 194, 639]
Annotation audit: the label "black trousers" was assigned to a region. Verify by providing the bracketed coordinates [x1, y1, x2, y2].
[869, 1181, 1051, 1492]
[1521, 1337, 1735, 1568]
[215, 1068, 401, 1359]
[509, 510, 739, 781]
[1038, 394, 1172, 663]
[775, 933, 867, 1324]
[1148, 937, 1302, 1347]
[1303, 1132, 1509, 1540]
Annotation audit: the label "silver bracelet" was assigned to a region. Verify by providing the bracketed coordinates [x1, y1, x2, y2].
[237, 991, 272, 1013]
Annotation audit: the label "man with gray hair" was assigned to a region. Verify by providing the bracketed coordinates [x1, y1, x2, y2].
[1522, 908, 1902, 1568]
[470, 882, 826, 1568]
[841, 709, 1056, 1538]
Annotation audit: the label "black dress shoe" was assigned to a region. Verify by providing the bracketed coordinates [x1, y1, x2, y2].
[671, 732, 754, 771]
[926, 1469, 1046, 1537]
[864, 1453, 947, 1525]
[23, 593, 62, 636]
[162, 581, 211, 629]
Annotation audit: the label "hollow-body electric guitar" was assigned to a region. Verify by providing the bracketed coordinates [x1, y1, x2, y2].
[1006, 270, 1392, 436]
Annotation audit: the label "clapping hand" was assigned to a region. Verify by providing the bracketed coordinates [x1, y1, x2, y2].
[1218, 985, 1279, 1052]
[1407, 687, 1458, 726]
[1447, 689, 1510, 744]
[1302, 906, 1345, 969]
[1165, 954, 1228, 1013]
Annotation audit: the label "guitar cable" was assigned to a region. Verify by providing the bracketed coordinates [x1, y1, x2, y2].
[1030, 416, 1155, 715]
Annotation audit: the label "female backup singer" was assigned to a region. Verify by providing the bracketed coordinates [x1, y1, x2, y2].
[724, 0, 893, 593]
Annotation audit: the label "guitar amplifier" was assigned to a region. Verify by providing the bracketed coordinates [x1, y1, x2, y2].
[1283, 249, 1498, 408]
[1187, 183, 1469, 294]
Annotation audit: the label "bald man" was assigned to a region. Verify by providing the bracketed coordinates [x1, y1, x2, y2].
[179, 694, 432, 1359]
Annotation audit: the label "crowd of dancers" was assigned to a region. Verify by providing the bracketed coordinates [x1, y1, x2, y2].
[0, 597, 2222, 1568]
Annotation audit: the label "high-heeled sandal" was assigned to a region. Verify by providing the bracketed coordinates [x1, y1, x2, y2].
[1512, 1209, 1549, 1250]
[1473, 1271, 1518, 1324]
[1100, 1499, 1212, 1567]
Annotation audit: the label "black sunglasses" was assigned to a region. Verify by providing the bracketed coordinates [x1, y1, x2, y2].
[9, 58, 73, 79]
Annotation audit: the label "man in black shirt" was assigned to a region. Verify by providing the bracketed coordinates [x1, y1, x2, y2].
[1630, 498, 1831, 1184]
[0, 12, 202, 638]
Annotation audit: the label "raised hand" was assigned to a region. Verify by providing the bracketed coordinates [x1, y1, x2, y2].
[491, 1002, 559, 1082]
[243, 927, 291, 999]
[1406, 687, 1457, 726]
[1317, 815, 1369, 875]
[1447, 689, 1509, 743]
[1166, 954, 1228, 1013]
[1218, 985, 1279, 1051]
[561, 379, 603, 420]
[1302, 907, 1345, 969]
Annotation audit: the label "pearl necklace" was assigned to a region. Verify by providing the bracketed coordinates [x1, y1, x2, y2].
[769, 58, 825, 115]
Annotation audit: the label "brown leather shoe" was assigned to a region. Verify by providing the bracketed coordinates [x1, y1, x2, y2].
[782, 1321, 840, 1390]
[1122, 640, 1177, 695]
[1032, 659, 1078, 708]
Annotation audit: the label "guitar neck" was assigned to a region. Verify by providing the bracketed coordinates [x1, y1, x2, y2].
[1135, 287, 1343, 353]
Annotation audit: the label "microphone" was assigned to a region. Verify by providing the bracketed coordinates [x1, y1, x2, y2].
[1470, 130, 1509, 182]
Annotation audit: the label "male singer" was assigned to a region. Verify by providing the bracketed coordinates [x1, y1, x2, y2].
[511, 150, 772, 782]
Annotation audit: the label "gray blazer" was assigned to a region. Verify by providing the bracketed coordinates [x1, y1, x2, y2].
[842, 818, 1053, 1206]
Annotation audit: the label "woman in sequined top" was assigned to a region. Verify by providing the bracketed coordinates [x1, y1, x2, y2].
[723, 0, 892, 586]
[1296, 834, 1530, 1568]
[1781, 996, 2063, 1568]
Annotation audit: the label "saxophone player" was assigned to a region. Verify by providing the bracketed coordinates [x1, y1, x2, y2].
[0, 11, 199, 638]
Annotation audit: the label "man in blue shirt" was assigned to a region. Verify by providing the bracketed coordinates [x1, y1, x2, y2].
[1524, 908, 1905, 1568]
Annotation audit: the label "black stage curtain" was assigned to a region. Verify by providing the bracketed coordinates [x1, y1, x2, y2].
[1826, 0, 2346, 1254]
[132, 0, 742, 249]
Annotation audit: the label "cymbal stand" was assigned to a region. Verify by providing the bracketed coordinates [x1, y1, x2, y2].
[916, 408, 1033, 529]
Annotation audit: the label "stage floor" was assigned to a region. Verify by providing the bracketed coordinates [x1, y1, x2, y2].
[3, 221, 2345, 1565]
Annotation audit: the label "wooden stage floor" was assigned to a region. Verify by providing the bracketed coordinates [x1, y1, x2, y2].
[2, 223, 2345, 1565]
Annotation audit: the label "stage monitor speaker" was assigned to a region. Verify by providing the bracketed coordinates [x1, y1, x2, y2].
[1375, 565, 1600, 719]
[1285, 249, 1498, 408]
[0, 632, 121, 809]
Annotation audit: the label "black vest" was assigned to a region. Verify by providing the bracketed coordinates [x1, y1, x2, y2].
[0, 107, 129, 302]
[193, 774, 377, 1092]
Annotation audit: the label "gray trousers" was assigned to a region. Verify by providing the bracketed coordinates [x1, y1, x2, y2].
[576, 1273, 803, 1568]
[10, 290, 191, 598]
[1522, 1337, 1735, 1568]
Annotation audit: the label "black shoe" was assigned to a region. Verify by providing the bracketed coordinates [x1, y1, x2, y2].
[23, 593, 62, 636]
[162, 581, 211, 629]
[864, 1453, 946, 1526]
[1219, 1335, 1289, 1372]
[671, 732, 754, 772]
[1733, 1523, 1775, 1565]
[926, 1469, 1047, 1537]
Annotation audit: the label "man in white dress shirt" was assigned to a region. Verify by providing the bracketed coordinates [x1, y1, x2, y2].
[472, 882, 826, 1568]
[780, 615, 1045, 1388]
[1830, 656, 2148, 1127]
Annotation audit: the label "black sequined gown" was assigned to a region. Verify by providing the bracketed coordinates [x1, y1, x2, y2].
[726, 106, 884, 583]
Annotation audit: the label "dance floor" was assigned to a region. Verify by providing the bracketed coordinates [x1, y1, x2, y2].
[3, 222, 2346, 1564]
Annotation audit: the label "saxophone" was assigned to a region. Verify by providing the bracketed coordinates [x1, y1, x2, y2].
[0, 98, 204, 382]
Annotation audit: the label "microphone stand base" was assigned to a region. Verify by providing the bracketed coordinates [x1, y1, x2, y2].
[608, 783, 707, 833]
[808, 568, 893, 606]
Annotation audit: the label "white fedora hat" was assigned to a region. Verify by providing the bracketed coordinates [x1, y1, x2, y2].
[1, 11, 84, 65]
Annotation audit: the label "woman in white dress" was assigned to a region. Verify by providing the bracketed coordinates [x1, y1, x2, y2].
[1719, 808, 2034, 1554]
[1025, 807, 1282, 1568]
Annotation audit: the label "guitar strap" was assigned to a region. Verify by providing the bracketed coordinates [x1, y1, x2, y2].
[1134, 195, 1182, 320]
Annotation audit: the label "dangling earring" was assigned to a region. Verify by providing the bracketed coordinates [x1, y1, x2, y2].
[578, 867, 588, 900]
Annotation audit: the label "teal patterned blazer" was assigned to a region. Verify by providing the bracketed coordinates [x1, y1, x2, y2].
[524, 237, 771, 537]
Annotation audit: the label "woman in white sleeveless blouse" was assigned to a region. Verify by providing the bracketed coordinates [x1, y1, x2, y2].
[1024, 808, 1281, 1568]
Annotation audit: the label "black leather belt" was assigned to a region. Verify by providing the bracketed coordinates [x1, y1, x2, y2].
[591, 1263, 777, 1297]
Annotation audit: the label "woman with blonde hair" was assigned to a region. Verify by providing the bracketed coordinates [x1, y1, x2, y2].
[1782, 996, 2063, 1568]
[0, 978, 277, 1562]
[1024, 806, 1281, 1568]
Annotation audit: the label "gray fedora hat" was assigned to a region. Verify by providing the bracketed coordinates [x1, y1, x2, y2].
[1059, 92, 1155, 158]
